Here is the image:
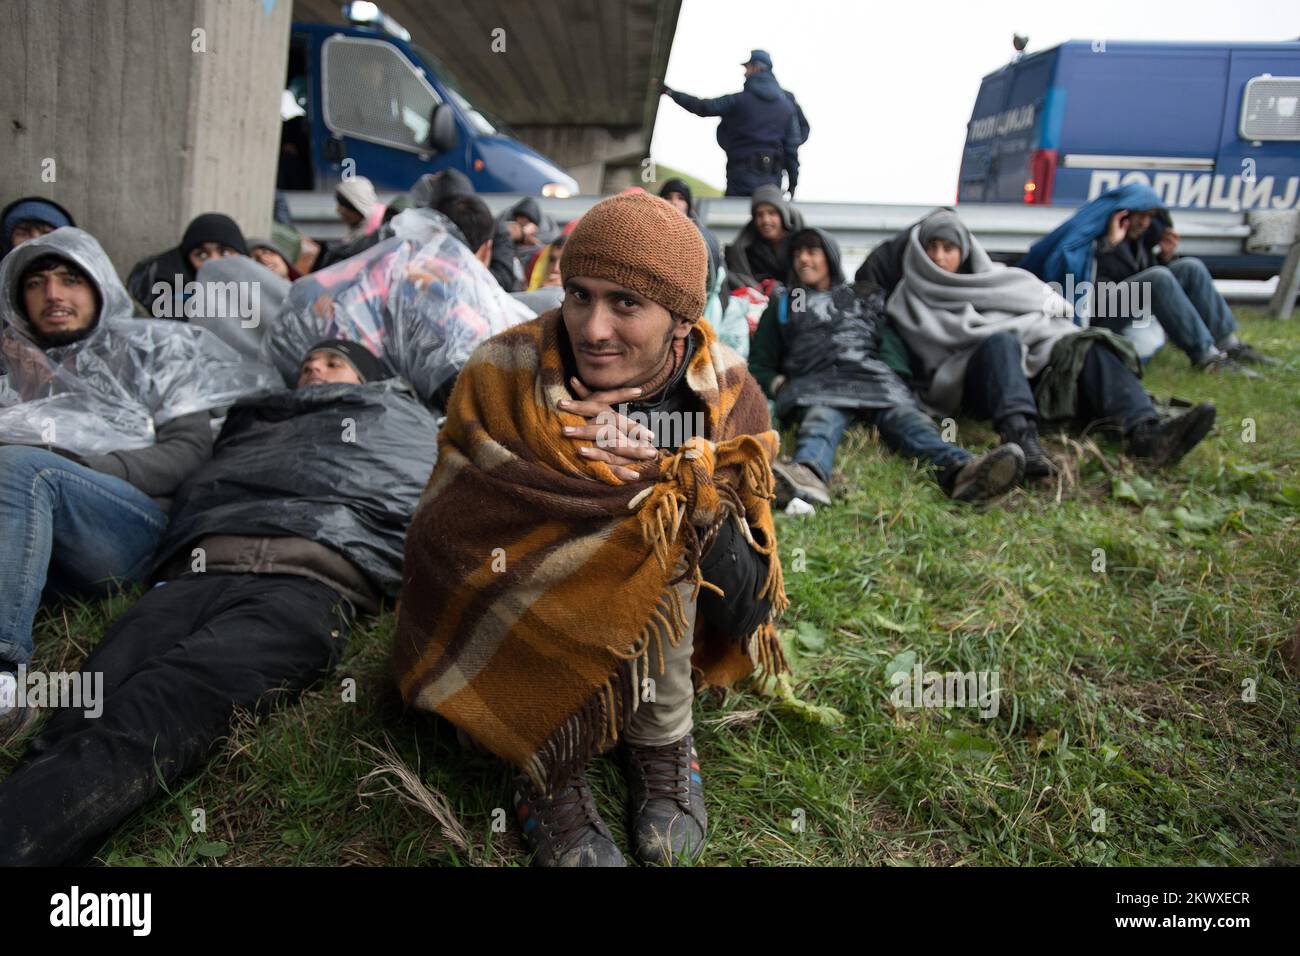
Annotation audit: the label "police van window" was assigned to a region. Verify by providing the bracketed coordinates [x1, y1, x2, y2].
[1240, 76, 1300, 141]
[414, 44, 500, 137]
[322, 36, 443, 152]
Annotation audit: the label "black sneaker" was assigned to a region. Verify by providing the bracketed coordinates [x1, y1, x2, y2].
[513, 766, 626, 867]
[1199, 354, 1261, 379]
[1000, 420, 1057, 481]
[1223, 342, 1278, 367]
[946, 443, 1025, 503]
[771, 458, 832, 508]
[1125, 402, 1217, 468]
[622, 734, 708, 866]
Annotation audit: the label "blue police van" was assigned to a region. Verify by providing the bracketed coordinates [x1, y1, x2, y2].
[957, 40, 1300, 276]
[959, 39, 1300, 210]
[278, 4, 578, 198]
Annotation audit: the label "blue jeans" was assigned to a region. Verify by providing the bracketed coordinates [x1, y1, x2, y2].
[793, 404, 969, 484]
[0, 446, 168, 668]
[1096, 258, 1237, 364]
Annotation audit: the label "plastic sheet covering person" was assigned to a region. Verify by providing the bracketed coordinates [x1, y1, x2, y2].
[0, 371, 440, 864]
[265, 208, 533, 405]
[191, 254, 291, 365]
[0, 228, 279, 456]
[0, 227, 281, 697]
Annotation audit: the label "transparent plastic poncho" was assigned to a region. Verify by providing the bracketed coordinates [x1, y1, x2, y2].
[264, 209, 534, 402]
[0, 227, 280, 456]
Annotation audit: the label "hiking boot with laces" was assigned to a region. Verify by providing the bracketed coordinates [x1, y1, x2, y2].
[772, 458, 832, 508]
[622, 734, 707, 865]
[512, 766, 626, 867]
[999, 416, 1057, 482]
[1125, 402, 1216, 468]
[945, 443, 1025, 504]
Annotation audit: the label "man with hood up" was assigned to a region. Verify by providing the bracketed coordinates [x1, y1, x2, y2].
[0, 340, 440, 864]
[662, 49, 808, 197]
[0, 228, 278, 746]
[1019, 183, 1271, 373]
[724, 184, 805, 294]
[748, 227, 1026, 509]
[888, 210, 1218, 481]
[492, 197, 561, 293]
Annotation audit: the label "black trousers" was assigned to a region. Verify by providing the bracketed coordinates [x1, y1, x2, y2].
[0, 573, 350, 865]
[961, 331, 1157, 435]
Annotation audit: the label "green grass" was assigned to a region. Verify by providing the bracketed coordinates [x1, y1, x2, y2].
[650, 163, 724, 199]
[5, 309, 1298, 866]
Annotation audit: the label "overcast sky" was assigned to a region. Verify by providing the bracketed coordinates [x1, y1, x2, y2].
[651, 0, 1298, 202]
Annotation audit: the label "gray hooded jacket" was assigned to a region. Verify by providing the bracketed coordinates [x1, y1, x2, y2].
[723, 184, 806, 290]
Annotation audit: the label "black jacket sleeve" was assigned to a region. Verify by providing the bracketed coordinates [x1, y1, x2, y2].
[82, 410, 214, 498]
[698, 514, 772, 635]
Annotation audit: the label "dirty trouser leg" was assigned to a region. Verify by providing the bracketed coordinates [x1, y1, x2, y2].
[623, 581, 699, 747]
[868, 404, 970, 470]
[1074, 341, 1160, 436]
[0, 573, 349, 866]
[960, 331, 1039, 428]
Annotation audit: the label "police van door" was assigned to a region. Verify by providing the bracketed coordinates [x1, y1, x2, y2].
[1216, 52, 1300, 214]
[319, 34, 456, 192]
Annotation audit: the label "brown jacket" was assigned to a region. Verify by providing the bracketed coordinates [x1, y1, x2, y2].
[162, 534, 380, 612]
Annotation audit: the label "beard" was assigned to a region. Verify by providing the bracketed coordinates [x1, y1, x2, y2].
[35, 323, 96, 348]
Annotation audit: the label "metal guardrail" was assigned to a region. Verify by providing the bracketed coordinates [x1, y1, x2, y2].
[285, 191, 1254, 261]
[284, 191, 1297, 313]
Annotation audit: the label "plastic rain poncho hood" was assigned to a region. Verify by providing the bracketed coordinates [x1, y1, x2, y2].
[0, 227, 279, 456]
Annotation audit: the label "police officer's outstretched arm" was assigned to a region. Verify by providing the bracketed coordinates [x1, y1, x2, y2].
[783, 114, 802, 197]
[662, 85, 740, 117]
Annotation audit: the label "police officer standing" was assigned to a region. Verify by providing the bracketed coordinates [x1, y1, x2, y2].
[662, 49, 809, 198]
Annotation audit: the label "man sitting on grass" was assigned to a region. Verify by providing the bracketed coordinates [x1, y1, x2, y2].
[887, 210, 1217, 480]
[393, 192, 788, 867]
[747, 227, 1025, 509]
[0, 341, 438, 865]
[0, 228, 274, 748]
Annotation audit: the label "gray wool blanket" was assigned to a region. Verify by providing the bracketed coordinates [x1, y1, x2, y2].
[886, 214, 1079, 415]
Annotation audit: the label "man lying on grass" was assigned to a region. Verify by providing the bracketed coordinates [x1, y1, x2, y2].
[0, 341, 438, 865]
[887, 210, 1217, 479]
[393, 192, 788, 867]
[747, 227, 1025, 509]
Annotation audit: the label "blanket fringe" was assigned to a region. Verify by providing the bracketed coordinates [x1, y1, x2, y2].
[529, 568, 695, 795]
[527, 435, 789, 794]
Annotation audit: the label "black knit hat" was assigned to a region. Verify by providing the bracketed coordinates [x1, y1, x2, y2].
[302, 339, 387, 383]
[658, 177, 694, 213]
[181, 213, 249, 260]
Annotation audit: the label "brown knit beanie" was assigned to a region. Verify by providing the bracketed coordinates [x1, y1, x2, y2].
[560, 191, 707, 321]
